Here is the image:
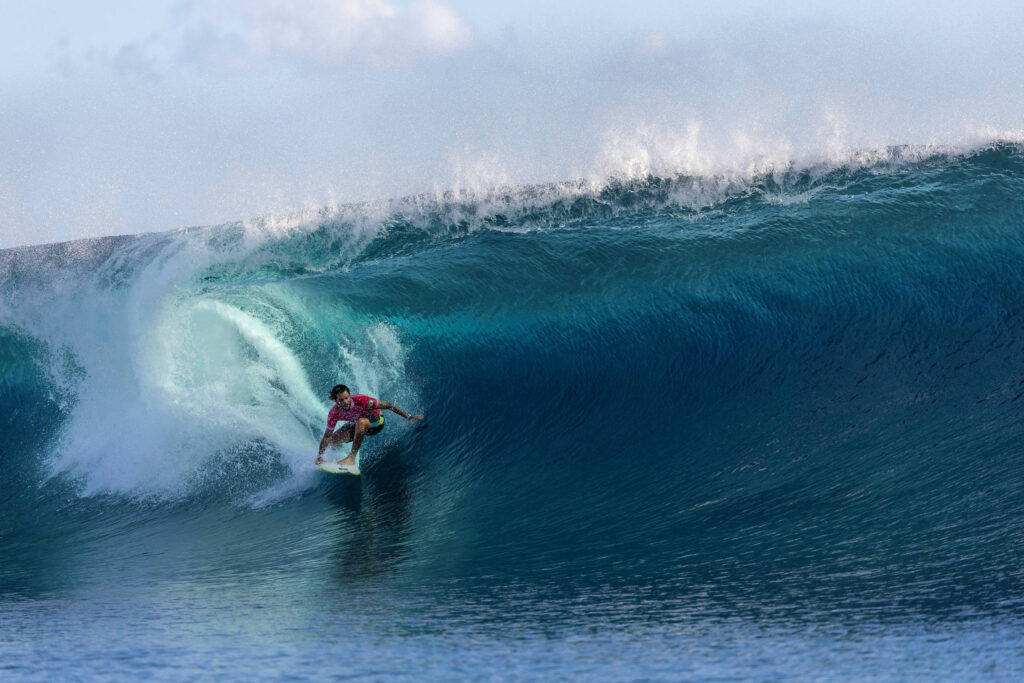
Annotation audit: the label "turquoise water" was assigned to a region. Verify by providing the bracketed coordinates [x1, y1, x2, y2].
[3, 145, 1024, 679]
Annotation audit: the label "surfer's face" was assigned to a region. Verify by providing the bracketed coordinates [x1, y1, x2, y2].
[335, 391, 352, 409]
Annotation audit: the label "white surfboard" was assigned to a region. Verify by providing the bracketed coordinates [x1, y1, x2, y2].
[317, 452, 361, 475]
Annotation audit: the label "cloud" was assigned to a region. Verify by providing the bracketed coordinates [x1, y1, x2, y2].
[54, 0, 473, 76]
[177, 0, 473, 70]
[55, 35, 162, 79]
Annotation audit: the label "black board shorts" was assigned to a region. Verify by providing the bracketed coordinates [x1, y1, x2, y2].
[339, 416, 385, 439]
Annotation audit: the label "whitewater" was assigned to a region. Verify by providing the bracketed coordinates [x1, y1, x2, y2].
[3, 142, 1024, 679]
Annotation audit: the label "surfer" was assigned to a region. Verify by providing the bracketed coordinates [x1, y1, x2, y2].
[315, 384, 424, 468]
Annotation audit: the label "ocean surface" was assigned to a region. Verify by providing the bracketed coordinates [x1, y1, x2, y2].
[3, 144, 1024, 680]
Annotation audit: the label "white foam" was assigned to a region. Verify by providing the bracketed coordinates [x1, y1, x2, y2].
[0, 224, 412, 502]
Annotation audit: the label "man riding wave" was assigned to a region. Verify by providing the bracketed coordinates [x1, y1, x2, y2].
[316, 384, 424, 471]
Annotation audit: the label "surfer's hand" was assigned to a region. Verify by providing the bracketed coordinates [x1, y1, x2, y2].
[409, 414, 424, 423]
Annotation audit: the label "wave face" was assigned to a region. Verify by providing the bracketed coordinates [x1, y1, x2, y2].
[4, 144, 1024, 676]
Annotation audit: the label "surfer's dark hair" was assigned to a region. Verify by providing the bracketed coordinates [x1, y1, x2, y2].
[330, 384, 350, 400]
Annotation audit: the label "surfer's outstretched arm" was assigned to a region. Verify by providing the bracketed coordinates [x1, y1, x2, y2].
[379, 401, 424, 423]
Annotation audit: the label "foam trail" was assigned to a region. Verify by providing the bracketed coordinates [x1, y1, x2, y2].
[0, 221, 411, 500]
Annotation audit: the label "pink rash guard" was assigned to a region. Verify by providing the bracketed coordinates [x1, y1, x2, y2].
[326, 394, 382, 432]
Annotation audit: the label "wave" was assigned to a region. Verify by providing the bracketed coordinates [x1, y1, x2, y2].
[3, 143, 1024, 610]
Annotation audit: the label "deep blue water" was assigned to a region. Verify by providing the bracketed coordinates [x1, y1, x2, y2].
[3, 145, 1024, 679]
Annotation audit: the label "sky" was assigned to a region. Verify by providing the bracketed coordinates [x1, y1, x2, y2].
[2, 1, 1024, 248]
